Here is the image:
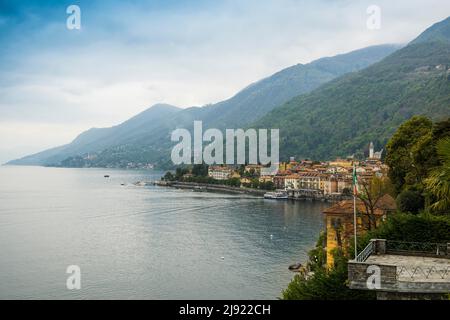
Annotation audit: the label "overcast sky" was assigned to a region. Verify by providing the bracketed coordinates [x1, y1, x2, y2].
[0, 0, 449, 163]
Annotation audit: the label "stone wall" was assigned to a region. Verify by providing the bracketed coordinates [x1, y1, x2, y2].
[348, 262, 397, 290]
[377, 292, 447, 300]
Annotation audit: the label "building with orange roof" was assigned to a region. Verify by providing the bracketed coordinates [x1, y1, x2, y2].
[323, 194, 396, 267]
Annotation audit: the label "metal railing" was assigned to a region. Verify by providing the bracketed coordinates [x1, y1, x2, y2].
[353, 240, 449, 263]
[397, 265, 450, 280]
[356, 241, 375, 262]
[386, 241, 448, 257]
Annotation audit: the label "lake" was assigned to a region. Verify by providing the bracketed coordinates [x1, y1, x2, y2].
[0, 166, 327, 299]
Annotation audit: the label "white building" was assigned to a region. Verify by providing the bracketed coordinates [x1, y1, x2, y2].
[208, 166, 233, 180]
[369, 141, 383, 160]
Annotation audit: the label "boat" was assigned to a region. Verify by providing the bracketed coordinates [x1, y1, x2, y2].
[104, 175, 110, 178]
[264, 191, 288, 200]
[288, 263, 303, 272]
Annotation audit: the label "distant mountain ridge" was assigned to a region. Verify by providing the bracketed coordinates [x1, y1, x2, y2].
[411, 16, 450, 45]
[7, 44, 401, 167]
[201, 44, 402, 129]
[9, 104, 181, 166]
[253, 16, 450, 160]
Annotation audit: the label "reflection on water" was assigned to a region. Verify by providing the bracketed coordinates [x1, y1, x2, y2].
[0, 166, 327, 299]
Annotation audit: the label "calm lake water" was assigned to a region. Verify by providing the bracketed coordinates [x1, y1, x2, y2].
[0, 166, 327, 300]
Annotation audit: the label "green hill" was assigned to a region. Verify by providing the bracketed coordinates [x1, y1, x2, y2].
[7, 45, 399, 167]
[253, 17, 450, 160]
[411, 16, 450, 45]
[200, 44, 401, 129]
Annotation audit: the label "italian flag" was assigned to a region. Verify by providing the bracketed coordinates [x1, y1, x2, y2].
[352, 163, 358, 195]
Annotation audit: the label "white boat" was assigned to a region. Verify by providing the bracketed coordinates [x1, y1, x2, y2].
[264, 191, 288, 200]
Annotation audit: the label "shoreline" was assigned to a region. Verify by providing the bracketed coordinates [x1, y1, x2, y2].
[154, 181, 350, 202]
[154, 181, 266, 197]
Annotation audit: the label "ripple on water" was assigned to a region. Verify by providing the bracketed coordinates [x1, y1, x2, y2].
[0, 166, 326, 299]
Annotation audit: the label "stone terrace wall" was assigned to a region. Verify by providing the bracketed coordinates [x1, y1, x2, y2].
[348, 262, 397, 290]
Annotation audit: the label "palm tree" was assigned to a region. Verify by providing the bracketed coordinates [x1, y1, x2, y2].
[425, 137, 450, 212]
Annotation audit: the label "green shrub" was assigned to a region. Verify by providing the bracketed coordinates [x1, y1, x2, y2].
[396, 190, 425, 214]
[281, 250, 375, 300]
[358, 213, 450, 251]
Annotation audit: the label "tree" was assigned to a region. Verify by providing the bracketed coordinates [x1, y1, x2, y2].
[175, 167, 189, 180]
[356, 176, 395, 231]
[360, 213, 450, 246]
[192, 164, 209, 177]
[425, 138, 450, 213]
[250, 178, 260, 189]
[432, 118, 450, 141]
[163, 171, 175, 181]
[260, 181, 275, 190]
[396, 190, 424, 214]
[226, 178, 241, 187]
[385, 116, 434, 194]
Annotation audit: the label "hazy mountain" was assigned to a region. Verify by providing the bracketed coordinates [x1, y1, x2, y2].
[8, 44, 401, 167]
[253, 16, 450, 160]
[8, 104, 181, 166]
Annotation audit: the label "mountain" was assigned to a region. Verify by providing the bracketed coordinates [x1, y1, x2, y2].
[200, 44, 402, 129]
[7, 44, 400, 167]
[411, 16, 450, 45]
[253, 16, 450, 160]
[7, 104, 181, 166]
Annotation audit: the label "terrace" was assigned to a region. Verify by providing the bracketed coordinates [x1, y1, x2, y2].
[348, 239, 450, 299]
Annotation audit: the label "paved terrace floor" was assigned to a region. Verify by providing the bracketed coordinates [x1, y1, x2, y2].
[366, 254, 450, 282]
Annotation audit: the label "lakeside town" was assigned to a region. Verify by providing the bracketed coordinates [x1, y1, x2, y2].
[157, 124, 450, 300]
[159, 141, 386, 201]
[1, 0, 449, 303]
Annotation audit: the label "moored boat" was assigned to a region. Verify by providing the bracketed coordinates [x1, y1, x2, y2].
[264, 191, 288, 200]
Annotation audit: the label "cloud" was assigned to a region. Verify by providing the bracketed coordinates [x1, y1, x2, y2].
[0, 0, 450, 162]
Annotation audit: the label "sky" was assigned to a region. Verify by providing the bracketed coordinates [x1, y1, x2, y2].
[0, 0, 450, 163]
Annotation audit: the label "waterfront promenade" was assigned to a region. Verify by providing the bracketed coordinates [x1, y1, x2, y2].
[154, 181, 350, 202]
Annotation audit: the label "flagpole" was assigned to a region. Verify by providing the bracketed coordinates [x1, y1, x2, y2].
[353, 163, 358, 260]
[353, 190, 358, 260]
